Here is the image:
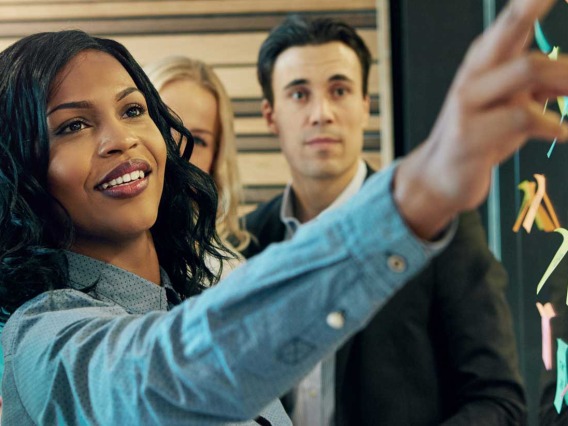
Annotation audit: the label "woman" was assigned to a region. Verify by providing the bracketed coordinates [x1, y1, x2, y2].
[144, 56, 250, 254]
[0, 30, 433, 425]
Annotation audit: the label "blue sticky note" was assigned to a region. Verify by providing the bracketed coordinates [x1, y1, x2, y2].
[535, 20, 552, 54]
[555, 339, 568, 413]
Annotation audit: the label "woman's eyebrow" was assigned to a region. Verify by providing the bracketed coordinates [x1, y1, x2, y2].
[47, 100, 92, 116]
[47, 87, 141, 116]
[116, 87, 141, 102]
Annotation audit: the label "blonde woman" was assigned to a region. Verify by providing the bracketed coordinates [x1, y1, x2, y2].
[144, 56, 250, 256]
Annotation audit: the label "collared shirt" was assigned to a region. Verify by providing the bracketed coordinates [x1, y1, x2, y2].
[280, 160, 368, 240]
[2, 164, 448, 425]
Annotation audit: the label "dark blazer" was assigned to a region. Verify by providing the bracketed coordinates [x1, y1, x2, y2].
[241, 168, 526, 426]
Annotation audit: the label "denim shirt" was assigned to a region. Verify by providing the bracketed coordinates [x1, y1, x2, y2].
[1, 164, 447, 425]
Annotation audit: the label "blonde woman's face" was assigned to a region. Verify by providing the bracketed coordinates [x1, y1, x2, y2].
[160, 79, 219, 174]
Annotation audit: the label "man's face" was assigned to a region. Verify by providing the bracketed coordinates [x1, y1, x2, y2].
[262, 42, 370, 182]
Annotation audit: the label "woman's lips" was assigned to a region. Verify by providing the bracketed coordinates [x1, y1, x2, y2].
[96, 159, 152, 199]
[99, 175, 149, 199]
[96, 159, 151, 188]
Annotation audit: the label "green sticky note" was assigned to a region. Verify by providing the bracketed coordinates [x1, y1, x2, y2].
[555, 339, 568, 413]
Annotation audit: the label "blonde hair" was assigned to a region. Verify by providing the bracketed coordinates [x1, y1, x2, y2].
[144, 56, 250, 251]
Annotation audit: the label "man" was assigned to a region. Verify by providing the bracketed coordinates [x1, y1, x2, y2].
[242, 14, 530, 425]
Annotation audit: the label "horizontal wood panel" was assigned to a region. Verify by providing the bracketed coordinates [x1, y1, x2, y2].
[122, 29, 378, 66]
[235, 114, 380, 135]
[239, 153, 290, 185]
[0, 30, 378, 65]
[0, 0, 376, 21]
[0, 11, 377, 38]
[216, 64, 379, 99]
[238, 151, 381, 185]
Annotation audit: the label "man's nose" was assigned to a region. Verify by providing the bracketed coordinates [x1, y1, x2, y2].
[309, 95, 334, 126]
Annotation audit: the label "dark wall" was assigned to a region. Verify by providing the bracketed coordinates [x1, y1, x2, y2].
[390, 0, 482, 156]
[389, 1, 568, 424]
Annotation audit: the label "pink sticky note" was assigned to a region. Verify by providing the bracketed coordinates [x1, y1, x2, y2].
[523, 174, 546, 233]
[537, 302, 557, 370]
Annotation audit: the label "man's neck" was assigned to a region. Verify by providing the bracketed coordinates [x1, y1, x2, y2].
[291, 162, 361, 224]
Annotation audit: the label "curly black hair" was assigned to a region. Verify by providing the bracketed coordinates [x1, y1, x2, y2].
[0, 30, 229, 320]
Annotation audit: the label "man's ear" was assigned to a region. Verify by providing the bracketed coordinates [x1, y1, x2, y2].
[261, 99, 278, 134]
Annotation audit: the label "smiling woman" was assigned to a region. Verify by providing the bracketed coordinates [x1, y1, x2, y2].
[0, 29, 432, 426]
[0, 0, 557, 421]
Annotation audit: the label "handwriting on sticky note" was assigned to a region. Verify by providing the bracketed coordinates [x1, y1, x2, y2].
[513, 175, 560, 233]
[537, 302, 557, 370]
[555, 339, 568, 413]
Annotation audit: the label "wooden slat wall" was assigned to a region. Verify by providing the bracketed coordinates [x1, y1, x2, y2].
[0, 0, 384, 213]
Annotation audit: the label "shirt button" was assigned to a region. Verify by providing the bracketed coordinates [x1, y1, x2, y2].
[326, 311, 345, 329]
[387, 254, 407, 273]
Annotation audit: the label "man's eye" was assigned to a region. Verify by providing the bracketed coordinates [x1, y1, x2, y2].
[291, 90, 306, 100]
[333, 87, 347, 96]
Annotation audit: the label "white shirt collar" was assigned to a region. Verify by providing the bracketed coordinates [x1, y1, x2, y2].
[280, 159, 368, 240]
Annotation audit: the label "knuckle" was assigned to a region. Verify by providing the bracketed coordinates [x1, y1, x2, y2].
[452, 80, 470, 104]
[519, 54, 544, 81]
[511, 105, 532, 133]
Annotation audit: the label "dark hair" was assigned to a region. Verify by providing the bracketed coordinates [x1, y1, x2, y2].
[257, 15, 372, 105]
[0, 30, 227, 320]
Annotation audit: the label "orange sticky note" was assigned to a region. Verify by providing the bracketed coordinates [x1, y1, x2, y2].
[513, 175, 560, 233]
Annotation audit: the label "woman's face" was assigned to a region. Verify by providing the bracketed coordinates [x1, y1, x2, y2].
[159, 78, 219, 175]
[46, 50, 167, 251]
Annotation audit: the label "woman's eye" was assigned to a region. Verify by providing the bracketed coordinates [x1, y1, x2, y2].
[56, 120, 87, 135]
[193, 136, 208, 147]
[124, 105, 145, 118]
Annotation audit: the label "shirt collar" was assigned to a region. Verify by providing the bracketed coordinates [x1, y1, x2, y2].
[65, 251, 171, 314]
[280, 159, 367, 239]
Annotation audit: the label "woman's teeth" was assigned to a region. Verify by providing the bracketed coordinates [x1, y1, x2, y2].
[100, 170, 145, 190]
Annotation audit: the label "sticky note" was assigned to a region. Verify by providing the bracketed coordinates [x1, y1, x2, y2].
[555, 339, 568, 413]
[513, 175, 560, 233]
[537, 302, 557, 370]
[535, 21, 552, 54]
[523, 174, 547, 233]
[536, 228, 568, 297]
